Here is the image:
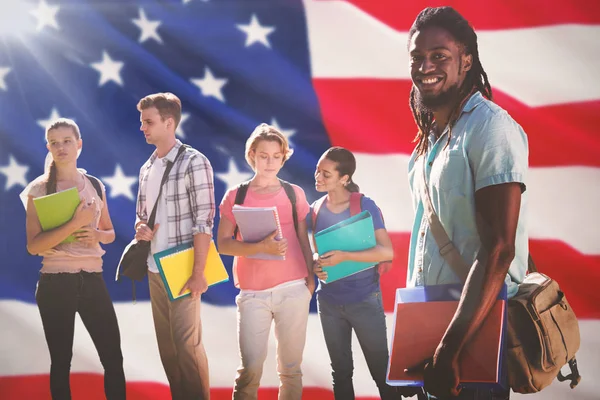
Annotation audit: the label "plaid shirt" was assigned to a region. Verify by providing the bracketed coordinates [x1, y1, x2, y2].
[136, 140, 215, 247]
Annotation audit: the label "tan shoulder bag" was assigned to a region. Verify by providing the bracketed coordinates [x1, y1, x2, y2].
[419, 163, 581, 393]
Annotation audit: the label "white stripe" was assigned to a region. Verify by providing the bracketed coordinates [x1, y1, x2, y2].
[303, 0, 600, 107]
[352, 154, 600, 255]
[0, 300, 597, 398]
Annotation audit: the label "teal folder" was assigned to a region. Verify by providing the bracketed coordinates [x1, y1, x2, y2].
[314, 210, 377, 283]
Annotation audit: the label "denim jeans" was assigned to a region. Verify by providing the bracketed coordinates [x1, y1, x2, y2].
[36, 271, 126, 400]
[318, 290, 397, 400]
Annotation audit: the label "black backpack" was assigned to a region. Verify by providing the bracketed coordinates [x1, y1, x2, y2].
[232, 179, 298, 238]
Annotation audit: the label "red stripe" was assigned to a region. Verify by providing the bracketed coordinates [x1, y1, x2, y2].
[333, 0, 600, 31]
[0, 374, 381, 399]
[382, 234, 600, 318]
[313, 78, 600, 167]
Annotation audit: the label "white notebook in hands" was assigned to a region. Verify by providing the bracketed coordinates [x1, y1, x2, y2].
[232, 205, 285, 260]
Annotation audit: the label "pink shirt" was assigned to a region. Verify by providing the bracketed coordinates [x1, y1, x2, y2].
[28, 174, 106, 273]
[219, 184, 310, 290]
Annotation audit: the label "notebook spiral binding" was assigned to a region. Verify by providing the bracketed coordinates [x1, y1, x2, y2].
[273, 208, 283, 240]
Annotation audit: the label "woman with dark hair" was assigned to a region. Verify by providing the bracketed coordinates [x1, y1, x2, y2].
[24, 118, 126, 399]
[310, 146, 398, 400]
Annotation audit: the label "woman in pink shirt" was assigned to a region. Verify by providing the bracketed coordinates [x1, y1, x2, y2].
[24, 119, 126, 399]
[217, 123, 315, 400]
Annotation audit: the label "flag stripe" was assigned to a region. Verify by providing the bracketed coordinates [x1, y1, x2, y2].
[339, 0, 600, 30]
[2, 303, 599, 399]
[384, 234, 600, 318]
[312, 79, 600, 168]
[305, 0, 600, 106]
[345, 154, 600, 256]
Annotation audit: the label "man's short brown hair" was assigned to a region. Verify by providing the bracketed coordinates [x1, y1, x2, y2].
[137, 92, 182, 128]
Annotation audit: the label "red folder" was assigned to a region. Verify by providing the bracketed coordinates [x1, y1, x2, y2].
[387, 285, 506, 387]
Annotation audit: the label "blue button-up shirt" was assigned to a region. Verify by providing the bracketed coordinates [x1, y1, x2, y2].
[407, 92, 529, 298]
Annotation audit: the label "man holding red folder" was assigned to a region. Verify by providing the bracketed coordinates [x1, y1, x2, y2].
[404, 7, 529, 400]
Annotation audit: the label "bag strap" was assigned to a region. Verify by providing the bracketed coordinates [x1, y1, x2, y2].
[232, 179, 298, 238]
[147, 145, 187, 230]
[232, 181, 251, 238]
[349, 192, 363, 216]
[85, 174, 103, 201]
[420, 160, 471, 282]
[280, 179, 298, 232]
[421, 160, 536, 282]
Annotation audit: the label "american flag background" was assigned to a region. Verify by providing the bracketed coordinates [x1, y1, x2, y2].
[0, 0, 599, 399]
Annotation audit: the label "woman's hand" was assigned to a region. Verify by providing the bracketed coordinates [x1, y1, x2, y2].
[318, 250, 347, 267]
[73, 227, 101, 245]
[313, 258, 328, 281]
[260, 231, 287, 256]
[72, 199, 96, 228]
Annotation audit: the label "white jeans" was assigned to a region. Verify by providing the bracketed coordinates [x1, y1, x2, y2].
[233, 282, 311, 400]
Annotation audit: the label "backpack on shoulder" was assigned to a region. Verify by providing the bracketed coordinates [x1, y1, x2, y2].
[232, 178, 299, 238]
[310, 192, 392, 275]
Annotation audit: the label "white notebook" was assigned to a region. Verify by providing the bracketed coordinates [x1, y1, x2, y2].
[232, 205, 284, 260]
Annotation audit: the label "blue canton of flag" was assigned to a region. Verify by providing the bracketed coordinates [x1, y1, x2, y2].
[0, 0, 329, 307]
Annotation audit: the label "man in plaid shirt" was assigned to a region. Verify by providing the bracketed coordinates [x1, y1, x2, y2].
[134, 92, 215, 400]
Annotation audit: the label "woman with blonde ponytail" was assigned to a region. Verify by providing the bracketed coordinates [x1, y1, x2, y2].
[24, 118, 126, 399]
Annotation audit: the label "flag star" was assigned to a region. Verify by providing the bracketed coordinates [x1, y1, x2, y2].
[191, 67, 228, 103]
[216, 158, 253, 191]
[176, 112, 190, 139]
[90, 51, 124, 87]
[132, 8, 162, 44]
[102, 164, 137, 201]
[30, 0, 60, 32]
[236, 14, 275, 48]
[270, 118, 296, 143]
[37, 107, 71, 130]
[0, 67, 11, 91]
[0, 155, 30, 191]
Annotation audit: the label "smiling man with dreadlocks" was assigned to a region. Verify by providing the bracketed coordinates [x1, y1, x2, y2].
[404, 7, 529, 400]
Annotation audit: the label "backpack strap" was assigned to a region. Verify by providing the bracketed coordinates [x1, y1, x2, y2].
[279, 179, 298, 233]
[232, 181, 251, 238]
[85, 174, 103, 201]
[349, 192, 363, 216]
[232, 179, 298, 239]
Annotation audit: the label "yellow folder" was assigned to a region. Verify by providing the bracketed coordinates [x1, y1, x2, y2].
[153, 240, 229, 301]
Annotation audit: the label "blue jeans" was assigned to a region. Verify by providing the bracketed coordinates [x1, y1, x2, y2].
[36, 271, 126, 400]
[318, 291, 397, 400]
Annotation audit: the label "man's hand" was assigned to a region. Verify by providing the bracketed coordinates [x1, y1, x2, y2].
[423, 345, 461, 398]
[135, 222, 159, 242]
[180, 273, 208, 299]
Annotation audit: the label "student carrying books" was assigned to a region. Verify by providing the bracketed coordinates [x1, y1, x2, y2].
[217, 123, 315, 400]
[310, 146, 405, 400]
[23, 118, 126, 400]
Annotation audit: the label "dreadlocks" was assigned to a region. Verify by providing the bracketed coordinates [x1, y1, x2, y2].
[408, 7, 493, 156]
